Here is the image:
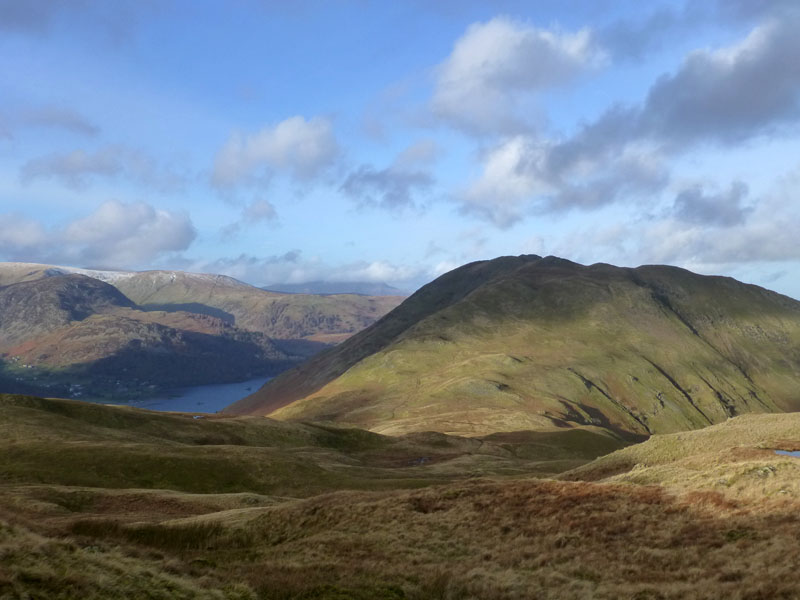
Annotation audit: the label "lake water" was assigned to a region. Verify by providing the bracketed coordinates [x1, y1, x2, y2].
[85, 377, 271, 413]
[775, 450, 800, 458]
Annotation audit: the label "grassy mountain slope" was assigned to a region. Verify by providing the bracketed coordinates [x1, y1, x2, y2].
[113, 270, 404, 341]
[229, 256, 800, 438]
[0, 275, 299, 398]
[3, 393, 800, 599]
[562, 411, 800, 496]
[226, 255, 539, 417]
[0, 273, 135, 347]
[0, 394, 624, 493]
[0, 262, 405, 345]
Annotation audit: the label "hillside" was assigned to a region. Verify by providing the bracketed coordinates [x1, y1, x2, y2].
[228, 255, 800, 438]
[3, 393, 800, 599]
[113, 270, 404, 342]
[0, 262, 406, 345]
[0, 275, 299, 398]
[0, 273, 135, 346]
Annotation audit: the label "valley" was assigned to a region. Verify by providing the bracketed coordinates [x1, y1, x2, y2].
[0, 263, 404, 400]
[2, 256, 800, 599]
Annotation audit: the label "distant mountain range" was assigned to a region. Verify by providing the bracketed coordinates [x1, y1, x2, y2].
[0, 262, 405, 399]
[262, 281, 405, 296]
[227, 255, 800, 439]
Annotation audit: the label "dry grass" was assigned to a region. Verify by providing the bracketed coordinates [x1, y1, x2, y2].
[4, 395, 800, 598]
[5, 477, 800, 599]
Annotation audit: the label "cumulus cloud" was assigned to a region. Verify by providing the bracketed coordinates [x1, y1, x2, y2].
[192, 251, 426, 288]
[458, 135, 667, 227]
[718, 0, 800, 23]
[639, 214, 800, 267]
[553, 172, 800, 272]
[672, 181, 751, 227]
[341, 141, 436, 210]
[0, 214, 48, 252]
[212, 116, 340, 187]
[459, 136, 549, 227]
[641, 18, 800, 145]
[597, 7, 688, 61]
[432, 16, 601, 134]
[457, 13, 800, 227]
[0, 200, 195, 268]
[340, 166, 433, 210]
[20, 145, 185, 191]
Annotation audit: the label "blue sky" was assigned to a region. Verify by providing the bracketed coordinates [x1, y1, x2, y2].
[1, 0, 800, 298]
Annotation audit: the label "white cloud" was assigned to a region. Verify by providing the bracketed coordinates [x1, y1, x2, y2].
[432, 17, 601, 135]
[453, 13, 800, 228]
[212, 115, 340, 186]
[0, 200, 196, 268]
[0, 214, 48, 251]
[192, 252, 430, 288]
[459, 136, 550, 227]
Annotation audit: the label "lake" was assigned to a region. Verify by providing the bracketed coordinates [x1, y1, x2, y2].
[84, 376, 271, 413]
[775, 450, 800, 458]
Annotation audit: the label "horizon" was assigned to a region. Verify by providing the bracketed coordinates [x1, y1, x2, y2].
[2, 1, 800, 299]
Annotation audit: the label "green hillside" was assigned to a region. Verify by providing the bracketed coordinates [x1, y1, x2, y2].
[229, 256, 800, 437]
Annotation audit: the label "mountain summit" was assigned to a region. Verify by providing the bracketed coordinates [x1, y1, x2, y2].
[226, 255, 800, 438]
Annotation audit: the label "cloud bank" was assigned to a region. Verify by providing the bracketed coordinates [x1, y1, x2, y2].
[0, 200, 195, 268]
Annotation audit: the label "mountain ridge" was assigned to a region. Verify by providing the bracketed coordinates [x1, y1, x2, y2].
[226, 255, 800, 438]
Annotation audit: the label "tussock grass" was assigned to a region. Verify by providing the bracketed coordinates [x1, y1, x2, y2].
[4, 393, 800, 598]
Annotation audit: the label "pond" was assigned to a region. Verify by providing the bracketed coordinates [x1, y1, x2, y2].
[775, 450, 800, 458]
[83, 376, 270, 413]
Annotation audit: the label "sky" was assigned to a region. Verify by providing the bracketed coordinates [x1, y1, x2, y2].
[1, 0, 800, 297]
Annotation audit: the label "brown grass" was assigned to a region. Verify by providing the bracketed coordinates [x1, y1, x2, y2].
[4, 476, 800, 599]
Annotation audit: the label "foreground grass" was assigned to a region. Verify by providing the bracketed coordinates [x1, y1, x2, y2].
[4, 477, 800, 599]
[3, 394, 800, 598]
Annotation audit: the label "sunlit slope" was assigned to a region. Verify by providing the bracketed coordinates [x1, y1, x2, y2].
[227, 254, 540, 416]
[562, 411, 800, 496]
[231, 256, 800, 437]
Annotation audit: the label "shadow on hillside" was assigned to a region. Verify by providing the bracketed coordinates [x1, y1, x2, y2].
[139, 303, 236, 324]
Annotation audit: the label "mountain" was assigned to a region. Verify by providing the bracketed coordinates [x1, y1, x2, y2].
[0, 274, 298, 398]
[0, 261, 405, 346]
[263, 281, 404, 296]
[113, 271, 405, 343]
[0, 272, 136, 347]
[227, 255, 800, 438]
